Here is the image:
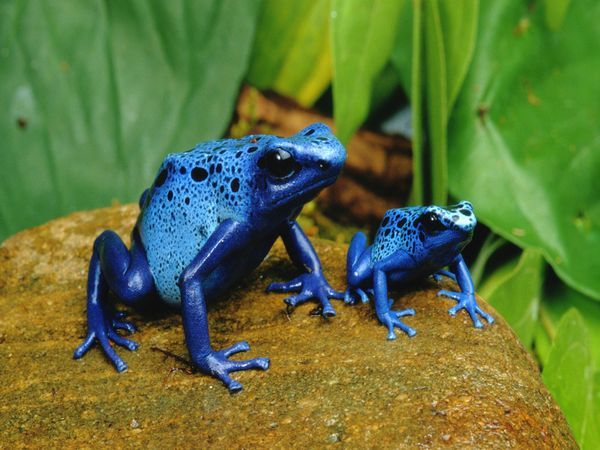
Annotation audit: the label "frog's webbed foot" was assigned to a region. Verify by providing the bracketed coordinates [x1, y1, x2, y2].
[192, 341, 270, 393]
[73, 307, 139, 372]
[267, 273, 344, 318]
[431, 270, 457, 283]
[436, 290, 494, 328]
[378, 309, 417, 340]
[343, 286, 371, 305]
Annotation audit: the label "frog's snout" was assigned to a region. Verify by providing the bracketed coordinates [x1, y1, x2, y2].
[455, 200, 477, 234]
[297, 122, 347, 175]
[459, 200, 474, 212]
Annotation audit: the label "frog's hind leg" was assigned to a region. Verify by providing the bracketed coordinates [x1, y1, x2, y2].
[73, 228, 156, 372]
[345, 232, 373, 304]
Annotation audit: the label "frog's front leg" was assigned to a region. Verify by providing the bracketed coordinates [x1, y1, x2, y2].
[344, 232, 374, 304]
[180, 220, 269, 392]
[373, 269, 416, 340]
[266, 220, 343, 317]
[436, 254, 494, 328]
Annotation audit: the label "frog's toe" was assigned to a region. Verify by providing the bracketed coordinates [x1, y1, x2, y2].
[73, 333, 96, 359]
[432, 270, 457, 283]
[317, 294, 336, 317]
[283, 292, 312, 308]
[343, 287, 368, 305]
[393, 308, 415, 318]
[196, 343, 270, 392]
[222, 340, 250, 357]
[459, 306, 484, 328]
[225, 378, 244, 393]
[328, 288, 345, 300]
[344, 289, 356, 305]
[97, 334, 129, 372]
[442, 290, 493, 328]
[380, 311, 416, 340]
[477, 306, 495, 324]
[267, 279, 302, 293]
[448, 302, 462, 316]
[437, 289, 460, 301]
[112, 318, 137, 334]
[107, 330, 139, 351]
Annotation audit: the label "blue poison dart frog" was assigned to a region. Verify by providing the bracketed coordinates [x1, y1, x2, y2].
[344, 202, 494, 339]
[74, 123, 347, 392]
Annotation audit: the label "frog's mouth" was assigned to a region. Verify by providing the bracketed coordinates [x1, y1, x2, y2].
[272, 175, 338, 208]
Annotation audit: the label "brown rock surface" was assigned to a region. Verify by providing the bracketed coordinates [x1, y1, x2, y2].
[0, 205, 576, 448]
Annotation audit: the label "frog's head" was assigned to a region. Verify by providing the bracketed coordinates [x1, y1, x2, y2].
[415, 201, 476, 256]
[249, 123, 346, 217]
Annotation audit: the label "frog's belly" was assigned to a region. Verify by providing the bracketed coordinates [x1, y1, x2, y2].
[145, 235, 275, 306]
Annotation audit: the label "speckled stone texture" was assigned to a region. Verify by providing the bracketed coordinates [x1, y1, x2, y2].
[0, 205, 576, 448]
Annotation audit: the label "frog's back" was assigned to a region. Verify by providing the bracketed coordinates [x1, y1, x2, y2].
[372, 207, 423, 262]
[138, 138, 260, 304]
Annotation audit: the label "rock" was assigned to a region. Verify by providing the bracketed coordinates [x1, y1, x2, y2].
[0, 205, 576, 448]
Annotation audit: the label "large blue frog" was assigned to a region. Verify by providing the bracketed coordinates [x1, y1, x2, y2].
[74, 123, 346, 392]
[345, 201, 494, 339]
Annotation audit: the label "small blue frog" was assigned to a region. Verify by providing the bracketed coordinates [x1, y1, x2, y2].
[74, 123, 346, 392]
[345, 201, 494, 339]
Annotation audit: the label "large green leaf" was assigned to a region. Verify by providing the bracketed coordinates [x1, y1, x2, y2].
[425, 0, 479, 204]
[390, 0, 423, 204]
[390, 0, 477, 115]
[448, 0, 600, 299]
[247, 0, 331, 107]
[540, 282, 600, 368]
[0, 0, 261, 242]
[331, 0, 405, 144]
[423, 0, 448, 204]
[543, 0, 572, 31]
[542, 309, 599, 448]
[391, 0, 478, 204]
[480, 248, 544, 347]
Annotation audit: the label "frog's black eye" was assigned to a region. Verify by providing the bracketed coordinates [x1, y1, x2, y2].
[258, 148, 297, 179]
[419, 212, 446, 233]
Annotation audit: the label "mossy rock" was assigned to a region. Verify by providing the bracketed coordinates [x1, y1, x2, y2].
[0, 205, 576, 448]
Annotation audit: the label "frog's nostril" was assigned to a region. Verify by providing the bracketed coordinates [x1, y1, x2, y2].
[317, 159, 331, 170]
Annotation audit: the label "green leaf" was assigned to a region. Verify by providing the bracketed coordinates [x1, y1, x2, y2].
[425, 0, 479, 204]
[544, 0, 572, 31]
[409, 0, 424, 205]
[541, 282, 600, 368]
[448, 0, 600, 300]
[542, 309, 599, 448]
[423, 0, 448, 204]
[370, 63, 401, 113]
[0, 0, 261, 242]
[247, 0, 331, 107]
[390, 1, 413, 97]
[479, 248, 544, 347]
[469, 232, 506, 287]
[438, 0, 478, 114]
[389, 0, 423, 204]
[392, 0, 478, 204]
[331, 0, 405, 144]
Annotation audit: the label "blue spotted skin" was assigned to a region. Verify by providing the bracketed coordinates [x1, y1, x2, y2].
[74, 123, 347, 392]
[139, 134, 297, 304]
[345, 201, 494, 340]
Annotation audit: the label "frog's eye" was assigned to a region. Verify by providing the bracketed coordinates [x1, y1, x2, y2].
[419, 212, 446, 233]
[259, 148, 297, 179]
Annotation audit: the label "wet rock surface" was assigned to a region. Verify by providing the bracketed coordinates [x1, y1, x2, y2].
[0, 205, 576, 448]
